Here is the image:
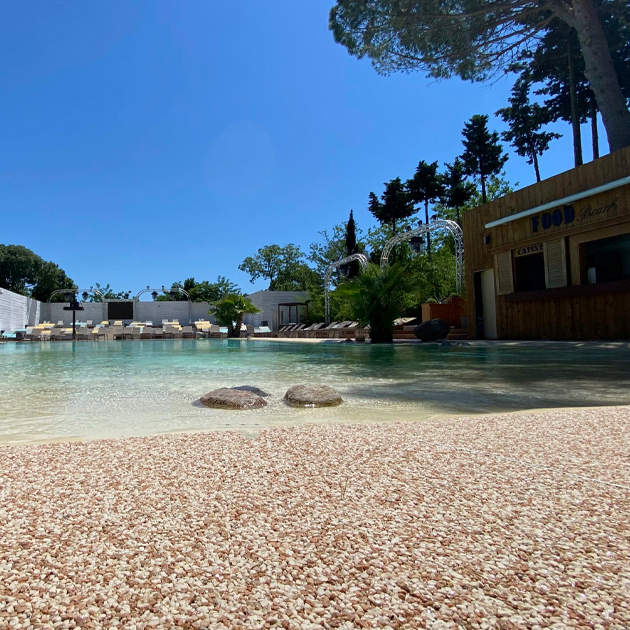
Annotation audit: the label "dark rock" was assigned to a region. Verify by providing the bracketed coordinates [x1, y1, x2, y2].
[199, 388, 267, 410]
[285, 385, 343, 408]
[413, 318, 451, 342]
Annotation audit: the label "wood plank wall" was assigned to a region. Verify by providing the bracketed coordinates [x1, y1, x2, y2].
[462, 146, 630, 340]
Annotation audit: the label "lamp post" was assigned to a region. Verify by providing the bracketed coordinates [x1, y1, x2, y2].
[63, 289, 85, 340]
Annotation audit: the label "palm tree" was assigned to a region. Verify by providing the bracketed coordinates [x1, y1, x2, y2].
[336, 263, 419, 343]
[209, 294, 260, 338]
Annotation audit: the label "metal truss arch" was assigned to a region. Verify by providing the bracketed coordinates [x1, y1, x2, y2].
[379, 220, 464, 294]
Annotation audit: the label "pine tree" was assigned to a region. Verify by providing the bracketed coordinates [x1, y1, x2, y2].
[460, 115, 508, 204]
[406, 160, 444, 259]
[367, 178, 416, 235]
[496, 78, 562, 182]
[438, 159, 476, 224]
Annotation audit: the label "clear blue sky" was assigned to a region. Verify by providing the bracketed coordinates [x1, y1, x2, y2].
[0, 1, 602, 294]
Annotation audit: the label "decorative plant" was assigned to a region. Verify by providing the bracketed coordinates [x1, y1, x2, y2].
[336, 263, 420, 343]
[209, 294, 260, 338]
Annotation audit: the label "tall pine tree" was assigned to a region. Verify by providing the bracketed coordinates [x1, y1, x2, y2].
[496, 78, 561, 182]
[406, 160, 444, 259]
[438, 159, 476, 225]
[460, 115, 508, 204]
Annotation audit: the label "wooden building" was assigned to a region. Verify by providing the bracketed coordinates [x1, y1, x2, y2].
[462, 146, 630, 340]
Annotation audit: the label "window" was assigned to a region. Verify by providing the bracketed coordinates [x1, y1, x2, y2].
[581, 233, 630, 284]
[514, 252, 546, 292]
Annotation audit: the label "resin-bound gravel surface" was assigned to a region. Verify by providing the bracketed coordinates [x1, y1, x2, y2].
[1, 407, 629, 629]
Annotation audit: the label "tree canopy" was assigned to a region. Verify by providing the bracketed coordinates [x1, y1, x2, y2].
[330, 0, 630, 152]
[0, 244, 74, 301]
[368, 178, 416, 234]
[209, 294, 260, 338]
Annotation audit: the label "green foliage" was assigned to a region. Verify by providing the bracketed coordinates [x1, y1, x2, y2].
[496, 77, 561, 182]
[336, 263, 420, 343]
[407, 161, 444, 213]
[209, 294, 260, 338]
[0, 244, 74, 301]
[88, 283, 131, 301]
[160, 276, 240, 302]
[309, 222, 365, 281]
[368, 178, 416, 234]
[460, 115, 508, 203]
[345, 209, 361, 278]
[437, 159, 476, 224]
[239, 244, 309, 290]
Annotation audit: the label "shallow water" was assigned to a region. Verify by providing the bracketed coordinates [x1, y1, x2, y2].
[1, 339, 629, 445]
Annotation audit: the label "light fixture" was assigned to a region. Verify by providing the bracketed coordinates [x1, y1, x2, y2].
[409, 236, 426, 255]
[338, 264, 350, 278]
[81, 291, 89, 301]
[151, 290, 158, 301]
[169, 288, 178, 300]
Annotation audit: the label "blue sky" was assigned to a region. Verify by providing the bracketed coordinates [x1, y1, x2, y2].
[0, 1, 602, 294]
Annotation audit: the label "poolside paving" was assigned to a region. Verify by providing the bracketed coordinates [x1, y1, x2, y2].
[0, 407, 628, 629]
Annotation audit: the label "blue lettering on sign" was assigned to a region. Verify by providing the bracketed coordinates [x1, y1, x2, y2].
[531, 204, 575, 233]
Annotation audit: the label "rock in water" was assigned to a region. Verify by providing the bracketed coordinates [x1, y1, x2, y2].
[199, 388, 267, 410]
[413, 318, 451, 342]
[285, 385, 343, 408]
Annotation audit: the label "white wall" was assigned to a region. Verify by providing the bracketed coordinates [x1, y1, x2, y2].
[0, 288, 41, 332]
[46, 302, 108, 325]
[136, 301, 216, 324]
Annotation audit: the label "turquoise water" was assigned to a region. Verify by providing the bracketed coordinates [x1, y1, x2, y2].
[1, 339, 630, 445]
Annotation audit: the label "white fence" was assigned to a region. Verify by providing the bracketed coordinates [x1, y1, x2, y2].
[0, 288, 41, 332]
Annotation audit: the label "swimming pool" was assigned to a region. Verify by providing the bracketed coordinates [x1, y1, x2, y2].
[1, 339, 629, 445]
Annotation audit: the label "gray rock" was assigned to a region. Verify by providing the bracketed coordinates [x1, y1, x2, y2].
[231, 385, 270, 397]
[199, 388, 267, 410]
[413, 318, 451, 342]
[285, 385, 343, 408]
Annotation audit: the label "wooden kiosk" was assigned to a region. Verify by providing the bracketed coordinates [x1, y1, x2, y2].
[462, 146, 630, 340]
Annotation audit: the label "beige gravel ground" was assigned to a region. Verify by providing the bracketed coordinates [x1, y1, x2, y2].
[1, 407, 629, 629]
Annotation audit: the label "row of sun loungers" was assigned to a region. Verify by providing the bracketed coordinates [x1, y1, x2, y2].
[1, 320, 367, 341]
[269, 321, 368, 339]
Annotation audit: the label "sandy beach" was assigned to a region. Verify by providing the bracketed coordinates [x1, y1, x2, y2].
[1, 406, 629, 629]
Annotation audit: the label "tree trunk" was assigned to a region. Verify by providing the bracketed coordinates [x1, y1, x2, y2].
[532, 150, 541, 183]
[424, 200, 432, 261]
[570, 0, 630, 152]
[480, 172, 486, 204]
[590, 96, 600, 160]
[568, 43, 584, 167]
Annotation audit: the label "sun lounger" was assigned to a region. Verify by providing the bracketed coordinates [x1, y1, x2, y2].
[181, 326, 194, 338]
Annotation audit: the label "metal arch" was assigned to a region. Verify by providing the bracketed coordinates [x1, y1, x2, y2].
[134, 286, 193, 324]
[47, 287, 105, 303]
[379, 219, 464, 294]
[324, 253, 369, 325]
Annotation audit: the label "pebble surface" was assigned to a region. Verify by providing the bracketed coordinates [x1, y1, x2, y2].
[1, 406, 628, 629]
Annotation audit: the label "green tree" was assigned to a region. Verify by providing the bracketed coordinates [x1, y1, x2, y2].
[0, 244, 74, 301]
[209, 294, 260, 338]
[336, 263, 420, 343]
[460, 115, 508, 204]
[406, 160, 445, 259]
[88, 283, 131, 301]
[0, 245, 42, 295]
[30, 262, 75, 302]
[329, 0, 630, 152]
[239, 244, 306, 289]
[437, 159, 476, 224]
[368, 178, 416, 236]
[164, 277, 241, 302]
[496, 78, 562, 182]
[344, 209, 361, 278]
[309, 221, 365, 281]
